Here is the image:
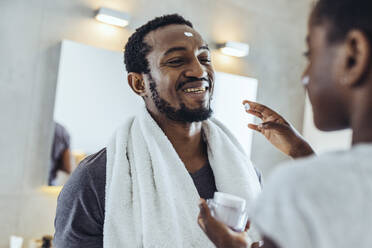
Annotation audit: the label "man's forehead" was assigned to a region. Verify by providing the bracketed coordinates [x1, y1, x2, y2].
[144, 24, 207, 52]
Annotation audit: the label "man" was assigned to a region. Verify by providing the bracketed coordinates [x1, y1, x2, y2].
[54, 14, 311, 247]
[49, 122, 72, 186]
[198, 0, 372, 247]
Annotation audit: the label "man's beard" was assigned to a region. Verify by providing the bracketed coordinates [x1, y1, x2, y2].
[148, 73, 213, 123]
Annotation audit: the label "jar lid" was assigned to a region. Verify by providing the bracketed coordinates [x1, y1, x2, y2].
[213, 192, 246, 211]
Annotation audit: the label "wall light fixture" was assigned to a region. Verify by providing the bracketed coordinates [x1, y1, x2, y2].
[95, 7, 130, 28]
[218, 41, 250, 58]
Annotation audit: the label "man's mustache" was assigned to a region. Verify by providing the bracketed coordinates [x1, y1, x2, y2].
[177, 77, 211, 91]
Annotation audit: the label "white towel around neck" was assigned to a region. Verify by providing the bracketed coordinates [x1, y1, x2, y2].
[104, 108, 261, 247]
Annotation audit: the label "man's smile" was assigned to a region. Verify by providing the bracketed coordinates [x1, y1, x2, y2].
[183, 86, 207, 93]
[179, 81, 210, 100]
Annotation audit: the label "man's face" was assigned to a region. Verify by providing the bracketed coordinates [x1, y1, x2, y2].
[302, 20, 349, 131]
[143, 24, 215, 123]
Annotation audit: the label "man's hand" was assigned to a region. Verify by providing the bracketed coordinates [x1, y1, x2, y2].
[198, 199, 262, 248]
[243, 100, 314, 158]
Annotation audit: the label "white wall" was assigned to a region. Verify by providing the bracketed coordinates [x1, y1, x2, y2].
[0, 0, 311, 246]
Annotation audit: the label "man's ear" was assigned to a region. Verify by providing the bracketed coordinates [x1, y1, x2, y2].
[341, 30, 371, 87]
[128, 72, 146, 96]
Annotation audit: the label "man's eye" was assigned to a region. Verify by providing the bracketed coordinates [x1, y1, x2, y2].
[167, 59, 184, 65]
[199, 58, 211, 64]
[303, 51, 310, 58]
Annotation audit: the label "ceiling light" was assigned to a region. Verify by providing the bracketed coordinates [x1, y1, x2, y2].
[218, 41, 250, 57]
[95, 7, 130, 28]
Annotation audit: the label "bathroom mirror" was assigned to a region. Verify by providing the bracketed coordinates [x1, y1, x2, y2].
[50, 40, 258, 185]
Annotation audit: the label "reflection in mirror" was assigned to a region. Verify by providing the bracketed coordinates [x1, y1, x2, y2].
[50, 40, 258, 185]
[49, 121, 73, 186]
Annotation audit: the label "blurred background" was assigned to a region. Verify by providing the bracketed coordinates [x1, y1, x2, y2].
[0, 0, 351, 247]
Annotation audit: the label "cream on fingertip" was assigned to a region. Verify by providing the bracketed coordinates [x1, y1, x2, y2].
[244, 103, 250, 111]
[302, 75, 310, 86]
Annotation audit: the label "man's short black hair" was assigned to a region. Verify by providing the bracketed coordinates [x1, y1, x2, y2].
[312, 0, 372, 44]
[124, 14, 193, 74]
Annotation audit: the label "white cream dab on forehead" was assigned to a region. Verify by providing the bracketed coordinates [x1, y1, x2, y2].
[184, 32, 193, 37]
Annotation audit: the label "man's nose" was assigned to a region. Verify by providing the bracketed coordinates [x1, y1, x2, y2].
[184, 59, 208, 79]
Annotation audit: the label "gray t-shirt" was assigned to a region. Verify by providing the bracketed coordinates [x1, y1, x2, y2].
[54, 148, 262, 247]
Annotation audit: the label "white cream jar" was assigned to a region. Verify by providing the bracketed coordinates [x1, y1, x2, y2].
[206, 192, 248, 232]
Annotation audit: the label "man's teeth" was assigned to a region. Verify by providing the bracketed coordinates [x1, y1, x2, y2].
[183, 87, 206, 93]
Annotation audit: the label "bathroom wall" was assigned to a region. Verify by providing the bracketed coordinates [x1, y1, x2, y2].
[0, 0, 311, 246]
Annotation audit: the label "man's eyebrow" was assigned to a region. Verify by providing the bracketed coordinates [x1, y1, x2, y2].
[306, 36, 310, 44]
[163, 45, 210, 56]
[164, 47, 187, 56]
